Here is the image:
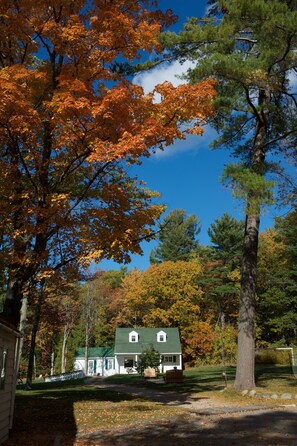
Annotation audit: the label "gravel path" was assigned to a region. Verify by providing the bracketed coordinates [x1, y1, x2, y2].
[80, 378, 297, 446]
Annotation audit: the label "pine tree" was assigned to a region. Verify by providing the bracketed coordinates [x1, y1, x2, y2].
[159, 0, 297, 388]
[201, 213, 244, 323]
[150, 209, 201, 263]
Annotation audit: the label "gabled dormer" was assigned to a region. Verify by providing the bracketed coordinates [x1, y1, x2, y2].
[129, 330, 139, 343]
[157, 330, 166, 343]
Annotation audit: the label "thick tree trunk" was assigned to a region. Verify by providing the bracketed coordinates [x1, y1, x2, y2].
[234, 212, 259, 390]
[2, 279, 23, 328]
[26, 288, 44, 389]
[234, 89, 269, 390]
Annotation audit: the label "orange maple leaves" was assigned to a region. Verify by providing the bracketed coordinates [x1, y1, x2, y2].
[0, 1, 217, 326]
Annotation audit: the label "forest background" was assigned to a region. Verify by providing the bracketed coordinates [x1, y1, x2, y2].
[21, 207, 296, 379]
[0, 0, 296, 390]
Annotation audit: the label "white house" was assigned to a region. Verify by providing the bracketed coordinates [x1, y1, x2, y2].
[114, 327, 182, 374]
[74, 346, 115, 377]
[74, 327, 183, 376]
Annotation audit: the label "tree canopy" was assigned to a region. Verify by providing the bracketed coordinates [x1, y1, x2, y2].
[0, 0, 217, 327]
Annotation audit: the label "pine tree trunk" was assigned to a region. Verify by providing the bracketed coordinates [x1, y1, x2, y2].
[234, 89, 269, 390]
[234, 212, 259, 390]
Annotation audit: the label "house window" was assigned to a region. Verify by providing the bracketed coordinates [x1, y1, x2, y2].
[124, 358, 134, 368]
[0, 348, 8, 390]
[129, 331, 138, 343]
[163, 355, 177, 364]
[106, 359, 114, 370]
[157, 331, 166, 342]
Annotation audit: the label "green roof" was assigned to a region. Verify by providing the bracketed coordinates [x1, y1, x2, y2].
[114, 327, 181, 354]
[75, 346, 114, 358]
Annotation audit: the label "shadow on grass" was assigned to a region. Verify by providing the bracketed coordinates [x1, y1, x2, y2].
[5, 366, 296, 445]
[255, 365, 297, 388]
[4, 380, 145, 446]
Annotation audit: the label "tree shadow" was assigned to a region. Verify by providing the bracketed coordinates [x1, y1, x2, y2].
[79, 409, 297, 446]
[5, 376, 297, 445]
[4, 383, 146, 446]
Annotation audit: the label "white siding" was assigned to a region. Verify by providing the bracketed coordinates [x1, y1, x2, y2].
[74, 357, 116, 377]
[0, 324, 21, 444]
[115, 353, 182, 374]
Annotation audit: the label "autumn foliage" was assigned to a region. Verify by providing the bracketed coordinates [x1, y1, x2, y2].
[0, 1, 216, 326]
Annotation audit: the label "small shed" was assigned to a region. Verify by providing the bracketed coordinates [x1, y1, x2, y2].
[0, 321, 21, 444]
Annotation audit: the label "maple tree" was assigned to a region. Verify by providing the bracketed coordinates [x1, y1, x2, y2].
[0, 0, 217, 328]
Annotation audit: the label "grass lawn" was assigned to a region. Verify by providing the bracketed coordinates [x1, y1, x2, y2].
[104, 363, 296, 392]
[6, 378, 185, 446]
[5, 365, 296, 445]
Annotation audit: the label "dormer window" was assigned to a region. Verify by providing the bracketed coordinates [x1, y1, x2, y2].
[157, 330, 166, 342]
[129, 330, 139, 343]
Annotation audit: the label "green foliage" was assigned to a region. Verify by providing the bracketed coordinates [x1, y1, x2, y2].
[135, 346, 161, 375]
[99, 267, 128, 289]
[257, 209, 297, 344]
[160, 0, 297, 206]
[222, 164, 276, 213]
[208, 212, 244, 266]
[212, 324, 238, 365]
[255, 349, 292, 366]
[199, 213, 244, 323]
[150, 209, 201, 264]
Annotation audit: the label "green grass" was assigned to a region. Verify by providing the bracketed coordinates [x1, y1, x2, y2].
[104, 364, 296, 394]
[7, 365, 296, 445]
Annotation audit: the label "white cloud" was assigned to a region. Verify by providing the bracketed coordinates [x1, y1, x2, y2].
[133, 60, 216, 158]
[133, 59, 196, 94]
[154, 125, 218, 159]
[288, 69, 297, 93]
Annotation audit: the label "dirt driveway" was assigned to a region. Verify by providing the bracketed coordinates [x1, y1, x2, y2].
[79, 379, 297, 446]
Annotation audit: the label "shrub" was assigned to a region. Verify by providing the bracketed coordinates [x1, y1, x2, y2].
[135, 345, 161, 375]
[255, 349, 291, 365]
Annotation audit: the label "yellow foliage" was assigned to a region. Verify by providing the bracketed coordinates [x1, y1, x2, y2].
[117, 261, 204, 330]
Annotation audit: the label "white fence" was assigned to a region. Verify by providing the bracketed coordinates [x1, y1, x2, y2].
[44, 370, 85, 383]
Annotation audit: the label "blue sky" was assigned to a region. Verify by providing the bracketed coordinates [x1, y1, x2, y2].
[97, 0, 287, 273]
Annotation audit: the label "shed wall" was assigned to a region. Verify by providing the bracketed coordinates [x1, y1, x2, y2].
[0, 325, 20, 444]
